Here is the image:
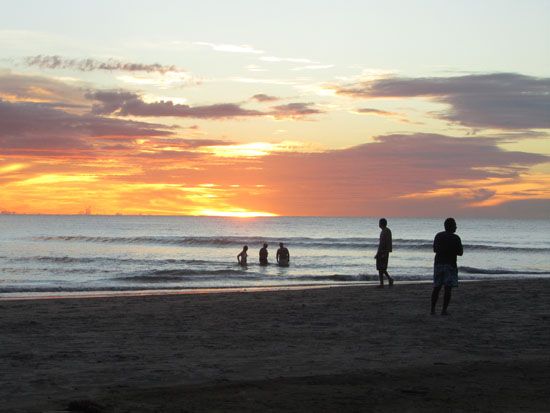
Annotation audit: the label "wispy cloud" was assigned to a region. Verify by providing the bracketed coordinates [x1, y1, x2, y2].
[355, 107, 399, 116]
[291, 64, 334, 71]
[354, 107, 414, 124]
[260, 56, 316, 63]
[194, 41, 264, 54]
[245, 64, 267, 72]
[24, 55, 182, 74]
[116, 72, 200, 88]
[229, 76, 302, 86]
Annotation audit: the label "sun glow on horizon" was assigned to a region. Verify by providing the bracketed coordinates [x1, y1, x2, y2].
[196, 209, 278, 218]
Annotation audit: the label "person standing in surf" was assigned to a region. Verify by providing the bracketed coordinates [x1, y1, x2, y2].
[276, 242, 290, 266]
[259, 243, 269, 265]
[237, 245, 248, 266]
[375, 218, 394, 287]
[431, 218, 463, 315]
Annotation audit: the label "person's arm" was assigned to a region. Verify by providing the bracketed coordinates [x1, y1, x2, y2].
[433, 234, 440, 253]
[276, 250, 280, 263]
[456, 236, 463, 256]
[237, 252, 242, 264]
[287, 249, 290, 261]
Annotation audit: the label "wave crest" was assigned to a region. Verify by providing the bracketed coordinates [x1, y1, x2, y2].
[33, 235, 550, 253]
[459, 266, 550, 275]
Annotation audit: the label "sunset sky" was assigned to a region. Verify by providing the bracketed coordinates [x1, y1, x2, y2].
[1, 0, 549, 217]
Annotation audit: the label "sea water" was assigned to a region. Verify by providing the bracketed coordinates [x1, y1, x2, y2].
[0, 215, 549, 296]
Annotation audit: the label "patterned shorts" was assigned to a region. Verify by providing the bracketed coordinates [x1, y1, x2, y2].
[433, 264, 458, 288]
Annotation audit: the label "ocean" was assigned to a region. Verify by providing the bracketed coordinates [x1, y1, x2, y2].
[0, 215, 549, 297]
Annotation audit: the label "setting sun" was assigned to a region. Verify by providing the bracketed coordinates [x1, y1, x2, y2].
[196, 209, 278, 218]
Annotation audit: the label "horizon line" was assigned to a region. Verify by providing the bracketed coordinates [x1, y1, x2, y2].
[0, 213, 547, 220]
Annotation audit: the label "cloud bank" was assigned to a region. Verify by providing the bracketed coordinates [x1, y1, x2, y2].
[0, 99, 171, 154]
[86, 90, 265, 118]
[86, 90, 322, 120]
[337, 73, 550, 130]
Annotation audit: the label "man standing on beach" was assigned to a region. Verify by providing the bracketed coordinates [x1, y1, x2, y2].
[375, 218, 394, 287]
[431, 217, 463, 315]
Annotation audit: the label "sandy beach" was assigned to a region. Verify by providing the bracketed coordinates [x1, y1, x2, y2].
[1, 280, 549, 412]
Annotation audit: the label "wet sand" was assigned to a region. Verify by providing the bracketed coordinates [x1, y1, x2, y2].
[1, 280, 549, 412]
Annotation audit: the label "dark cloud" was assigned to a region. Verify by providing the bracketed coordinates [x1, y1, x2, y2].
[0, 70, 87, 105]
[475, 130, 549, 141]
[86, 90, 140, 115]
[337, 73, 550, 130]
[251, 94, 280, 102]
[86, 90, 265, 119]
[24, 55, 181, 74]
[86, 90, 322, 120]
[0, 99, 171, 152]
[270, 102, 323, 119]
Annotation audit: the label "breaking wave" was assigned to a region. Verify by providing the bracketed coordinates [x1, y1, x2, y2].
[459, 266, 550, 275]
[32, 235, 550, 253]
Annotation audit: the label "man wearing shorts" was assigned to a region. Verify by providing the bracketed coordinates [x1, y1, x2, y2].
[375, 218, 394, 287]
[431, 217, 463, 315]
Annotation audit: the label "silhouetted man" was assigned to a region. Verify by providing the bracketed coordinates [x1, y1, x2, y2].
[259, 243, 269, 265]
[431, 217, 463, 315]
[375, 218, 394, 287]
[276, 242, 290, 266]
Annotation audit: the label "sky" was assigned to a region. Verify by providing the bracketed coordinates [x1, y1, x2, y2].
[0, 0, 549, 217]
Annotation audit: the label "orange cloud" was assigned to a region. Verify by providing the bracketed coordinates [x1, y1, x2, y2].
[1, 72, 549, 218]
[2, 133, 548, 217]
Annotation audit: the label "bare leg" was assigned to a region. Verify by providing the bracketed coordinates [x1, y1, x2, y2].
[442, 286, 452, 315]
[431, 286, 442, 314]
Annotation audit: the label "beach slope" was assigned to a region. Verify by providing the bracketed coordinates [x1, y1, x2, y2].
[1, 280, 549, 412]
